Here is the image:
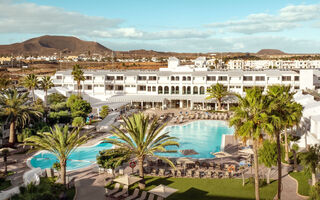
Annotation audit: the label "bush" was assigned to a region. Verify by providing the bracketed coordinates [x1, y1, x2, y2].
[67, 95, 92, 118]
[48, 110, 72, 124]
[310, 182, 320, 200]
[50, 102, 68, 112]
[47, 93, 66, 105]
[72, 117, 84, 127]
[99, 105, 109, 119]
[17, 128, 33, 142]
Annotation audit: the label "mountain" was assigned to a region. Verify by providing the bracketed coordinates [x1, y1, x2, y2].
[256, 49, 286, 55]
[0, 35, 112, 56]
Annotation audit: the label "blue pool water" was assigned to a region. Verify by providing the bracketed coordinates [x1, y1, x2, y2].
[30, 139, 114, 171]
[30, 121, 234, 170]
[157, 120, 234, 158]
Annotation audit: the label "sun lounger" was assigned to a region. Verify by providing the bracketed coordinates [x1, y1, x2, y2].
[158, 169, 165, 176]
[176, 170, 182, 177]
[147, 193, 155, 200]
[151, 168, 158, 175]
[186, 170, 193, 177]
[156, 196, 164, 200]
[194, 170, 200, 178]
[125, 188, 140, 200]
[105, 183, 121, 196]
[114, 185, 129, 198]
[136, 191, 148, 200]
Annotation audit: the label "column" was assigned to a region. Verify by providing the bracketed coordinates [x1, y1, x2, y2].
[141, 101, 143, 110]
[227, 103, 230, 111]
[190, 101, 194, 110]
[215, 103, 218, 111]
[180, 100, 183, 108]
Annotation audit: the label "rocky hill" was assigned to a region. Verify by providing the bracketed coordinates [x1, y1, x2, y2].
[256, 49, 286, 55]
[0, 35, 112, 56]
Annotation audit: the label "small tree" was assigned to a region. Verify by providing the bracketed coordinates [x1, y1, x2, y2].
[206, 83, 229, 110]
[96, 148, 130, 177]
[259, 140, 280, 184]
[66, 95, 92, 118]
[72, 117, 85, 128]
[291, 143, 299, 172]
[99, 105, 109, 119]
[1, 149, 9, 174]
[47, 93, 66, 105]
[300, 144, 320, 186]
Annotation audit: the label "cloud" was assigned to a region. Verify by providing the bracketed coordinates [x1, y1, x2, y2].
[207, 4, 320, 34]
[90, 29, 214, 40]
[0, 0, 214, 41]
[0, 0, 122, 35]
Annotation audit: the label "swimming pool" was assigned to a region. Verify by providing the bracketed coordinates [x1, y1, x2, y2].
[29, 139, 114, 171]
[29, 120, 233, 170]
[157, 120, 234, 158]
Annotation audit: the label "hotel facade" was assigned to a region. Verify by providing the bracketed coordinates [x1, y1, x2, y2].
[52, 57, 320, 110]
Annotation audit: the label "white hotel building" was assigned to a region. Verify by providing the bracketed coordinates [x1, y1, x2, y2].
[52, 57, 320, 110]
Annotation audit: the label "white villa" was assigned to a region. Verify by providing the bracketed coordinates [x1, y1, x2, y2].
[51, 57, 320, 111]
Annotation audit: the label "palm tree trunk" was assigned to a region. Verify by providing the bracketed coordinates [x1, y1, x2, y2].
[284, 125, 289, 163]
[276, 132, 282, 200]
[242, 171, 245, 186]
[218, 99, 222, 110]
[9, 121, 15, 144]
[32, 88, 35, 102]
[293, 150, 298, 172]
[138, 156, 145, 189]
[77, 81, 81, 97]
[312, 172, 316, 186]
[44, 89, 48, 108]
[253, 140, 260, 200]
[4, 155, 7, 174]
[60, 159, 67, 186]
[267, 168, 271, 184]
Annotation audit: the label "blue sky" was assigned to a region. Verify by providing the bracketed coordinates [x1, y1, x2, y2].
[1, 0, 320, 53]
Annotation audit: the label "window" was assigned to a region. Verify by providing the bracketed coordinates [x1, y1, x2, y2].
[193, 86, 198, 94]
[87, 85, 92, 90]
[106, 76, 114, 80]
[187, 86, 191, 94]
[152, 86, 156, 91]
[164, 86, 169, 94]
[138, 76, 147, 81]
[148, 86, 151, 91]
[294, 86, 300, 90]
[105, 85, 113, 90]
[243, 76, 253, 81]
[295, 76, 299, 81]
[218, 76, 227, 81]
[148, 76, 157, 81]
[187, 76, 191, 81]
[207, 76, 216, 81]
[158, 86, 163, 94]
[138, 85, 146, 91]
[56, 76, 62, 79]
[115, 85, 123, 90]
[182, 76, 187, 81]
[200, 86, 205, 94]
[176, 76, 179, 81]
[85, 76, 92, 80]
[116, 76, 124, 81]
[282, 76, 291, 81]
[171, 76, 175, 81]
[255, 76, 265, 81]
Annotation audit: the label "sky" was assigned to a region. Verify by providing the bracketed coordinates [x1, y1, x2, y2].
[1, 0, 320, 53]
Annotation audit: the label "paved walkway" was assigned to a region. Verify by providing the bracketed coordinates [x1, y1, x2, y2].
[279, 174, 306, 200]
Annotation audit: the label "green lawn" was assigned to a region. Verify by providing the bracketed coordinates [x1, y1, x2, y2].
[0, 180, 11, 191]
[128, 177, 278, 200]
[290, 172, 310, 196]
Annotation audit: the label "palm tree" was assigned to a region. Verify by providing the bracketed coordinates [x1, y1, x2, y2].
[105, 113, 179, 189]
[24, 125, 89, 185]
[283, 102, 302, 162]
[229, 87, 272, 200]
[300, 144, 320, 186]
[0, 89, 42, 144]
[0, 75, 11, 91]
[39, 76, 54, 108]
[1, 148, 9, 174]
[71, 64, 85, 97]
[267, 85, 294, 200]
[22, 74, 39, 102]
[206, 83, 229, 110]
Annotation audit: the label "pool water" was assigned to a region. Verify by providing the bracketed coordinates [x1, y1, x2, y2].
[156, 120, 234, 158]
[30, 139, 114, 171]
[30, 121, 234, 170]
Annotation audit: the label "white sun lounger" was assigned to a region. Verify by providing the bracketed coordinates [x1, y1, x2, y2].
[105, 183, 120, 196]
[114, 185, 128, 198]
[136, 191, 148, 200]
[147, 193, 155, 200]
[125, 188, 140, 200]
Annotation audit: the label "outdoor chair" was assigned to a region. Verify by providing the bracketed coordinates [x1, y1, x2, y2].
[105, 183, 121, 196]
[136, 191, 148, 200]
[156, 196, 164, 200]
[113, 185, 129, 198]
[125, 188, 140, 200]
[147, 193, 155, 200]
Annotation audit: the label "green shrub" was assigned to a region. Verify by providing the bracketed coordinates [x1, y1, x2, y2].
[47, 93, 66, 105]
[310, 182, 320, 200]
[99, 105, 109, 119]
[66, 95, 92, 118]
[50, 102, 68, 112]
[72, 117, 84, 127]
